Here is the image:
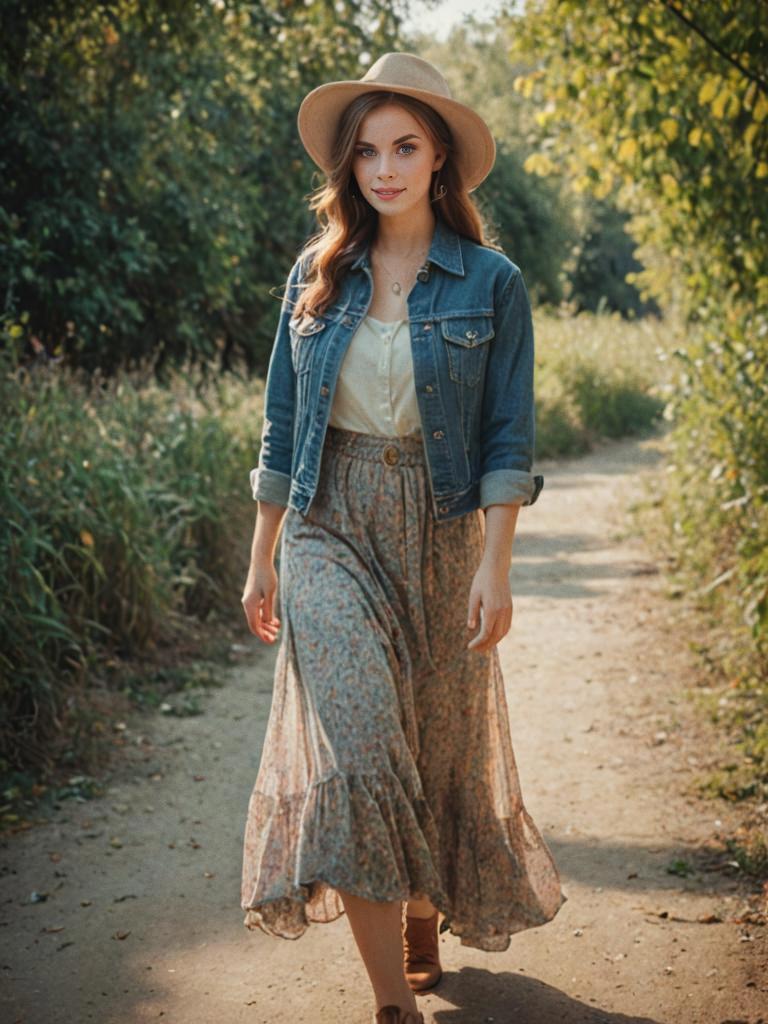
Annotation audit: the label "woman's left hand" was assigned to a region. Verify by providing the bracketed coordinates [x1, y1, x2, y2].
[466, 558, 513, 653]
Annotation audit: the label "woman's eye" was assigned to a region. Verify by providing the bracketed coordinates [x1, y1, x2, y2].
[354, 144, 416, 157]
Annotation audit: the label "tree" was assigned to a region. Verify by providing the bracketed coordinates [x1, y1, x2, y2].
[508, 0, 767, 679]
[0, 0, 411, 375]
[410, 18, 648, 312]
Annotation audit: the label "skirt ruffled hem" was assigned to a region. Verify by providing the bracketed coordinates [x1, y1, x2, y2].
[241, 765, 567, 953]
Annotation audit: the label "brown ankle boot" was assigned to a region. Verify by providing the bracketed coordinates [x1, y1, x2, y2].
[402, 908, 443, 992]
[374, 1006, 424, 1024]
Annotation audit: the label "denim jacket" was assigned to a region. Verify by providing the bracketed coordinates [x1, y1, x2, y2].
[250, 216, 544, 522]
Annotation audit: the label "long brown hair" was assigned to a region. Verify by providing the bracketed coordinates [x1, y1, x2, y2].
[290, 90, 498, 320]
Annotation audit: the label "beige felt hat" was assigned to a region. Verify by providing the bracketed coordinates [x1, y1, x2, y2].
[297, 51, 496, 193]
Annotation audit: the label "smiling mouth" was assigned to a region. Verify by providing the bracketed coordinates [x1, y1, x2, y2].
[374, 188, 404, 196]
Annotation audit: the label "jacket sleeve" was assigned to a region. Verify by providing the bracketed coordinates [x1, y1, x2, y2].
[478, 267, 544, 509]
[249, 257, 304, 506]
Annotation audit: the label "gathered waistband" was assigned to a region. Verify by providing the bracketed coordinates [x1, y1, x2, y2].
[324, 425, 426, 466]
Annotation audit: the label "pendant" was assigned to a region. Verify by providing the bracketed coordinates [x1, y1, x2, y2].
[391, 281, 402, 295]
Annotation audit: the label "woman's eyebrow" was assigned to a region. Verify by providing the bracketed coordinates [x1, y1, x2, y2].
[355, 133, 421, 147]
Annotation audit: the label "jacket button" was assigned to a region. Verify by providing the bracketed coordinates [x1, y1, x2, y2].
[342, 315, 354, 327]
[423, 322, 432, 331]
[320, 385, 329, 396]
[425, 384, 433, 393]
[439, 505, 449, 513]
[432, 429, 444, 439]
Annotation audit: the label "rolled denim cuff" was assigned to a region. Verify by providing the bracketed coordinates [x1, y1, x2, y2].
[250, 466, 292, 506]
[480, 469, 544, 508]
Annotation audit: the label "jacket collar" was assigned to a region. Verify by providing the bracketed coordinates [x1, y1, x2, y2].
[350, 216, 465, 277]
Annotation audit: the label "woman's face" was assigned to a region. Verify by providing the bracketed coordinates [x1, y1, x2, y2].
[351, 102, 445, 219]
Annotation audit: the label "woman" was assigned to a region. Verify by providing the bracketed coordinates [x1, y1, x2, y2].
[240, 52, 566, 1024]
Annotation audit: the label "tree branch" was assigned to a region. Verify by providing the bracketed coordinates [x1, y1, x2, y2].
[659, 0, 768, 94]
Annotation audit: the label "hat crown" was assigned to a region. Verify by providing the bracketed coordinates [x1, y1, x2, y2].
[359, 52, 453, 100]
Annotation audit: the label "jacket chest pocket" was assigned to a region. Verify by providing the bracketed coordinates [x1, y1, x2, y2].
[439, 315, 495, 387]
[288, 313, 328, 376]
[288, 305, 345, 376]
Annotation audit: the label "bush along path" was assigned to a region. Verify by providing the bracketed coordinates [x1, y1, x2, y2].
[0, 429, 765, 1024]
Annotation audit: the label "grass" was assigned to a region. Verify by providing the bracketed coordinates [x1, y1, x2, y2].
[0, 344, 264, 810]
[533, 305, 675, 458]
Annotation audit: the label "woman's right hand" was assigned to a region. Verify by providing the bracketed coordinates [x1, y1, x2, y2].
[241, 560, 282, 643]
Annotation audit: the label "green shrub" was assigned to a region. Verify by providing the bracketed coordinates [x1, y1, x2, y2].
[659, 309, 768, 799]
[534, 307, 671, 459]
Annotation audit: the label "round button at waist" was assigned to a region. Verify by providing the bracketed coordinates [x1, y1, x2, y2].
[382, 444, 400, 465]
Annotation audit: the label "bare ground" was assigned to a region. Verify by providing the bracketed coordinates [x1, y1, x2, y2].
[1, 430, 766, 1024]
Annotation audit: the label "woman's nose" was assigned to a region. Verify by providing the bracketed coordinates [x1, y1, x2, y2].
[377, 155, 395, 178]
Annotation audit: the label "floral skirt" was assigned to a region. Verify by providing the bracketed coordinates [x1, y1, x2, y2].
[240, 424, 567, 951]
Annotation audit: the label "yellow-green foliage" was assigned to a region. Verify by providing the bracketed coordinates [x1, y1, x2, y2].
[509, 0, 768, 793]
[661, 312, 768, 801]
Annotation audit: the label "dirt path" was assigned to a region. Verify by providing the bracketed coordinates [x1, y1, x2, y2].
[2, 431, 766, 1024]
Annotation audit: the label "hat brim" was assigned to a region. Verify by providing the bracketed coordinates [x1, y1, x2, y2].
[297, 80, 496, 193]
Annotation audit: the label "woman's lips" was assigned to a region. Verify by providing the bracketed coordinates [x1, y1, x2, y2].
[373, 188, 404, 200]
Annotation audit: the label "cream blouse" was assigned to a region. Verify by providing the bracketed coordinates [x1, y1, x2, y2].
[328, 314, 421, 437]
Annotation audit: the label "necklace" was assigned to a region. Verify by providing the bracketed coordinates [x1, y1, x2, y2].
[373, 245, 429, 296]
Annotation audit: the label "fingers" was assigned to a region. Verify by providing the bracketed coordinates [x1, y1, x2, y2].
[241, 592, 282, 644]
[256, 613, 281, 643]
[466, 605, 513, 653]
[467, 592, 481, 629]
